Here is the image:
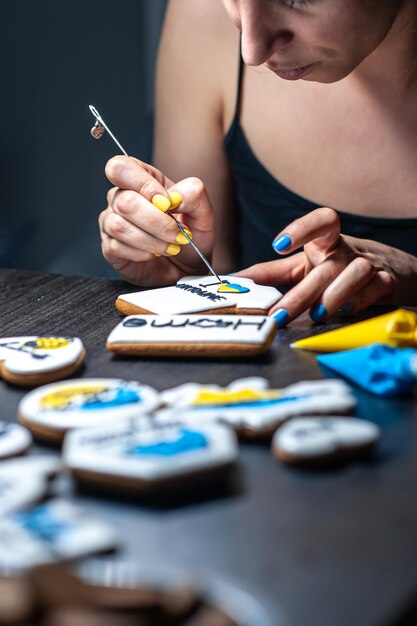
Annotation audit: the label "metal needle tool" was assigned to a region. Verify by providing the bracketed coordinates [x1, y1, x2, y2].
[89, 105, 223, 283]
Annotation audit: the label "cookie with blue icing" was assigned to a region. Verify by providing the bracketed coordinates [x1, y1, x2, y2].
[0, 337, 85, 387]
[0, 421, 32, 460]
[116, 275, 282, 316]
[272, 417, 380, 465]
[17, 378, 160, 444]
[63, 418, 238, 492]
[157, 377, 357, 437]
[0, 499, 118, 572]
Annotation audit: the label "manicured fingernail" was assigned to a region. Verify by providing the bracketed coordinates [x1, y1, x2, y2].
[272, 235, 292, 253]
[152, 194, 171, 212]
[310, 304, 327, 323]
[337, 302, 352, 316]
[166, 244, 181, 256]
[168, 191, 182, 209]
[154, 253, 161, 257]
[272, 308, 289, 328]
[175, 229, 193, 245]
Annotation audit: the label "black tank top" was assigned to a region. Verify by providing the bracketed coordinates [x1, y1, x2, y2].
[224, 55, 417, 268]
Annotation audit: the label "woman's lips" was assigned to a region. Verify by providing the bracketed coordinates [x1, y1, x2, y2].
[272, 64, 315, 80]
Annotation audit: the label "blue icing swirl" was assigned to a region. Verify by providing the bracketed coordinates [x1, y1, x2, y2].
[125, 429, 208, 457]
[81, 387, 142, 410]
[14, 505, 72, 543]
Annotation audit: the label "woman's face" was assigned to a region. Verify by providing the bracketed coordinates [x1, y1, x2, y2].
[222, 0, 404, 83]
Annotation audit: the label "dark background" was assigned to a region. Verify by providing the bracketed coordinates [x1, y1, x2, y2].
[0, 0, 167, 277]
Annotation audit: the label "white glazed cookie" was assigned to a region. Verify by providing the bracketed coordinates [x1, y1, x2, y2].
[116, 276, 282, 316]
[0, 421, 32, 460]
[0, 337, 85, 386]
[272, 417, 380, 465]
[0, 499, 119, 572]
[0, 472, 47, 517]
[106, 314, 277, 357]
[0, 455, 63, 480]
[63, 418, 238, 492]
[17, 378, 160, 444]
[156, 378, 357, 437]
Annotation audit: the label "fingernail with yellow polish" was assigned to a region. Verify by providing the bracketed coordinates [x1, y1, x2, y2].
[175, 229, 193, 245]
[166, 244, 181, 256]
[168, 191, 182, 209]
[152, 194, 171, 212]
[154, 253, 161, 257]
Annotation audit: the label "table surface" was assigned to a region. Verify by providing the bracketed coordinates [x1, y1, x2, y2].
[1, 267, 417, 626]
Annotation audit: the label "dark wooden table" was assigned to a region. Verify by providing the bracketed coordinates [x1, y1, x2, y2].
[1, 267, 417, 626]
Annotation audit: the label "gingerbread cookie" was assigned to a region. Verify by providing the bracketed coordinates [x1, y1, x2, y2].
[0, 500, 118, 571]
[0, 471, 47, 517]
[18, 378, 160, 444]
[0, 421, 32, 460]
[272, 417, 380, 465]
[106, 314, 277, 357]
[116, 276, 282, 316]
[0, 336, 85, 386]
[63, 418, 238, 492]
[157, 377, 357, 437]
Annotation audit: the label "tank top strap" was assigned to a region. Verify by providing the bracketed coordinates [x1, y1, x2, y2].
[224, 46, 245, 147]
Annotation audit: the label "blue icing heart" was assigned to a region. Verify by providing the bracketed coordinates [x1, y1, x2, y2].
[125, 429, 208, 457]
[217, 283, 250, 294]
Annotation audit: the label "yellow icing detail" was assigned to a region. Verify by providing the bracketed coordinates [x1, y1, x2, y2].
[292, 309, 417, 353]
[192, 388, 281, 406]
[40, 385, 107, 409]
[32, 337, 70, 350]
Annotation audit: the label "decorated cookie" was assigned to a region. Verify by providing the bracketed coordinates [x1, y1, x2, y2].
[0, 454, 63, 480]
[157, 377, 357, 437]
[317, 344, 417, 397]
[106, 314, 277, 357]
[18, 378, 160, 444]
[0, 500, 118, 571]
[63, 418, 238, 492]
[0, 471, 47, 517]
[0, 336, 85, 386]
[116, 275, 282, 316]
[272, 417, 380, 465]
[0, 421, 32, 460]
[291, 308, 417, 353]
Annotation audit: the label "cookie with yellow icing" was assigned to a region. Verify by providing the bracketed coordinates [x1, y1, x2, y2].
[0, 336, 85, 386]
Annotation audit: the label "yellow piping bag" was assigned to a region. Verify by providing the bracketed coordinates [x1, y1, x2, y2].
[291, 309, 417, 353]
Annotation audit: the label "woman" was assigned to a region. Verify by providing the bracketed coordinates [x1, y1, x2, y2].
[99, 0, 417, 326]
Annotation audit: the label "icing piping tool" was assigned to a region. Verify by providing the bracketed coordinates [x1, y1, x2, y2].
[89, 105, 223, 284]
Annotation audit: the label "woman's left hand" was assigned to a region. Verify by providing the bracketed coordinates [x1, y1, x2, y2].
[234, 207, 417, 326]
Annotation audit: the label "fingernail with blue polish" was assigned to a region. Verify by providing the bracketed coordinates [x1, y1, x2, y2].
[272, 235, 292, 253]
[272, 308, 289, 328]
[310, 304, 327, 323]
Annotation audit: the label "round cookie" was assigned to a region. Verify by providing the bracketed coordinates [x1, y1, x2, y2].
[18, 378, 160, 444]
[157, 378, 357, 437]
[0, 336, 86, 387]
[63, 418, 238, 493]
[0, 421, 32, 460]
[272, 416, 380, 465]
[0, 471, 47, 517]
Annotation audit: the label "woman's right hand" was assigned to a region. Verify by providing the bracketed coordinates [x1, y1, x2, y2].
[99, 156, 215, 286]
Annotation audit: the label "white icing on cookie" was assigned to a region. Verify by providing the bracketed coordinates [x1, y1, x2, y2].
[0, 500, 118, 571]
[0, 455, 62, 479]
[63, 418, 238, 484]
[18, 378, 160, 434]
[0, 473, 46, 517]
[273, 417, 380, 460]
[0, 422, 32, 459]
[0, 337, 84, 375]
[107, 315, 276, 346]
[157, 378, 357, 434]
[117, 276, 282, 315]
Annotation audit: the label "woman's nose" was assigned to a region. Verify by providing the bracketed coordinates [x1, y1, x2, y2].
[240, 9, 294, 66]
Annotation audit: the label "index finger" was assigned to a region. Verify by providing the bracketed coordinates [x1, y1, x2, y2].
[105, 156, 174, 212]
[272, 207, 341, 256]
